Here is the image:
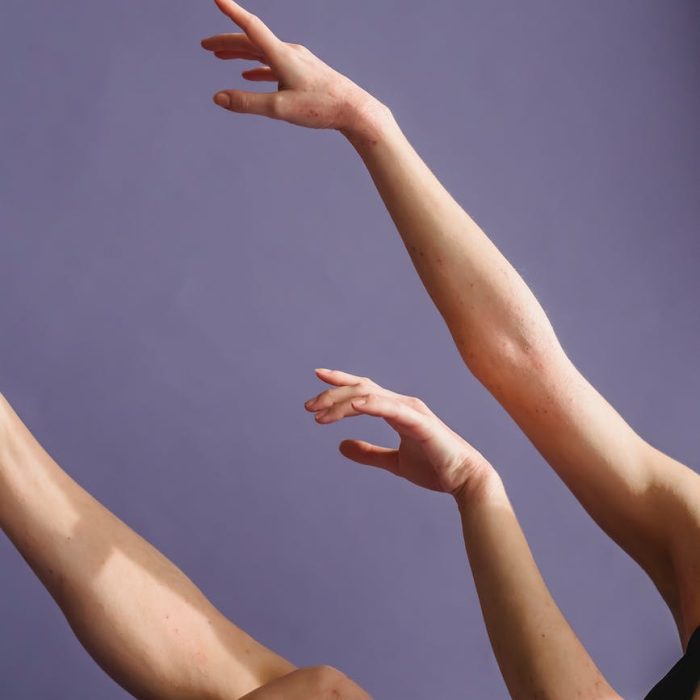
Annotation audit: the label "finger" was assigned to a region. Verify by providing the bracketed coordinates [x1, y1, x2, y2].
[314, 397, 365, 424]
[352, 394, 433, 441]
[213, 90, 279, 118]
[305, 384, 372, 412]
[214, 51, 271, 65]
[242, 67, 278, 82]
[213, 0, 286, 60]
[339, 439, 399, 474]
[314, 368, 373, 388]
[201, 33, 260, 53]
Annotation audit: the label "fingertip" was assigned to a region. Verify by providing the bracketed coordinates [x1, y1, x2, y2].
[338, 439, 358, 460]
[213, 92, 231, 108]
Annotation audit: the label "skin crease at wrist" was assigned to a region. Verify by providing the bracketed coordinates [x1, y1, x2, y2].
[338, 97, 396, 147]
[452, 461, 504, 514]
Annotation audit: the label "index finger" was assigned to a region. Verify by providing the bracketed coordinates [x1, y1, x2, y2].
[315, 368, 371, 387]
[352, 394, 434, 442]
[213, 0, 285, 59]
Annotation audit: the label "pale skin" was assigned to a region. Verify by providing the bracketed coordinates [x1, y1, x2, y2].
[2, 1, 698, 699]
[305, 369, 619, 700]
[0, 360, 614, 700]
[0, 393, 372, 700]
[201, 0, 700, 695]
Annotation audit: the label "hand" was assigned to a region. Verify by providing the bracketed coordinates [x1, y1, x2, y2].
[201, 0, 387, 132]
[305, 368, 493, 498]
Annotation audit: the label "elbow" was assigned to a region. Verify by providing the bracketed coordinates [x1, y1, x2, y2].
[459, 331, 564, 386]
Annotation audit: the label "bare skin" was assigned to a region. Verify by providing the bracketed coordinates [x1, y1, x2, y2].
[202, 0, 700, 693]
[305, 369, 621, 700]
[0, 393, 370, 700]
[3, 1, 695, 698]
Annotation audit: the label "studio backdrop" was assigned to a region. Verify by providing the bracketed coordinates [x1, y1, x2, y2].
[1, 1, 698, 698]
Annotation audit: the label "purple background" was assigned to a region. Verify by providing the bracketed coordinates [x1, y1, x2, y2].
[1, 1, 699, 698]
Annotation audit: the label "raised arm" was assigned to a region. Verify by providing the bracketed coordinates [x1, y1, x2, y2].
[0, 385, 374, 700]
[202, 0, 700, 650]
[305, 368, 622, 699]
[0, 393, 299, 699]
[339, 105, 700, 643]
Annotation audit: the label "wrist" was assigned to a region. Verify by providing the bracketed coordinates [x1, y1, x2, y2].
[338, 93, 396, 148]
[452, 460, 503, 513]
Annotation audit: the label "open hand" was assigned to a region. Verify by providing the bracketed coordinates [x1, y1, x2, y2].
[305, 368, 492, 498]
[201, 0, 383, 131]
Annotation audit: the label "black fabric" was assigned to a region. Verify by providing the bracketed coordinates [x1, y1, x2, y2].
[644, 626, 700, 699]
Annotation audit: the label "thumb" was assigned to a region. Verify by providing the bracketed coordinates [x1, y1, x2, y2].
[339, 439, 399, 475]
[213, 90, 279, 117]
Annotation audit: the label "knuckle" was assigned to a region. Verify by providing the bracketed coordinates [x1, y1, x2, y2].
[228, 92, 246, 112]
[317, 389, 333, 405]
[268, 92, 284, 119]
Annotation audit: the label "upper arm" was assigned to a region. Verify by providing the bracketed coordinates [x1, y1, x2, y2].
[645, 446, 700, 646]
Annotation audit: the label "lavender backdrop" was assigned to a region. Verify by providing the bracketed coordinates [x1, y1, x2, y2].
[1, 1, 699, 698]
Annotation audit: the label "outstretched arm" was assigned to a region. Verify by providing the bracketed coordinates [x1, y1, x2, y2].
[0, 392, 298, 700]
[0, 388, 373, 699]
[341, 97, 700, 648]
[305, 368, 622, 700]
[202, 0, 700, 649]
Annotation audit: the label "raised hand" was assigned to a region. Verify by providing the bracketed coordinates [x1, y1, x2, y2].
[201, 0, 385, 131]
[305, 368, 493, 498]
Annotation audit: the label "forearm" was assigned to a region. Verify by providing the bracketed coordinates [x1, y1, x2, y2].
[454, 468, 619, 700]
[342, 106, 560, 375]
[0, 394, 294, 700]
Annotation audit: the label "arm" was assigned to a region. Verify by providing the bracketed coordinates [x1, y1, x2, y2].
[456, 469, 618, 700]
[340, 107, 698, 621]
[201, 0, 700, 647]
[341, 96, 700, 648]
[0, 392, 295, 700]
[305, 368, 621, 699]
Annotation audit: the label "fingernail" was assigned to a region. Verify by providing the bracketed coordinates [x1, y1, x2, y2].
[304, 398, 315, 408]
[315, 409, 328, 421]
[213, 92, 231, 108]
[316, 368, 331, 373]
[353, 397, 368, 407]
